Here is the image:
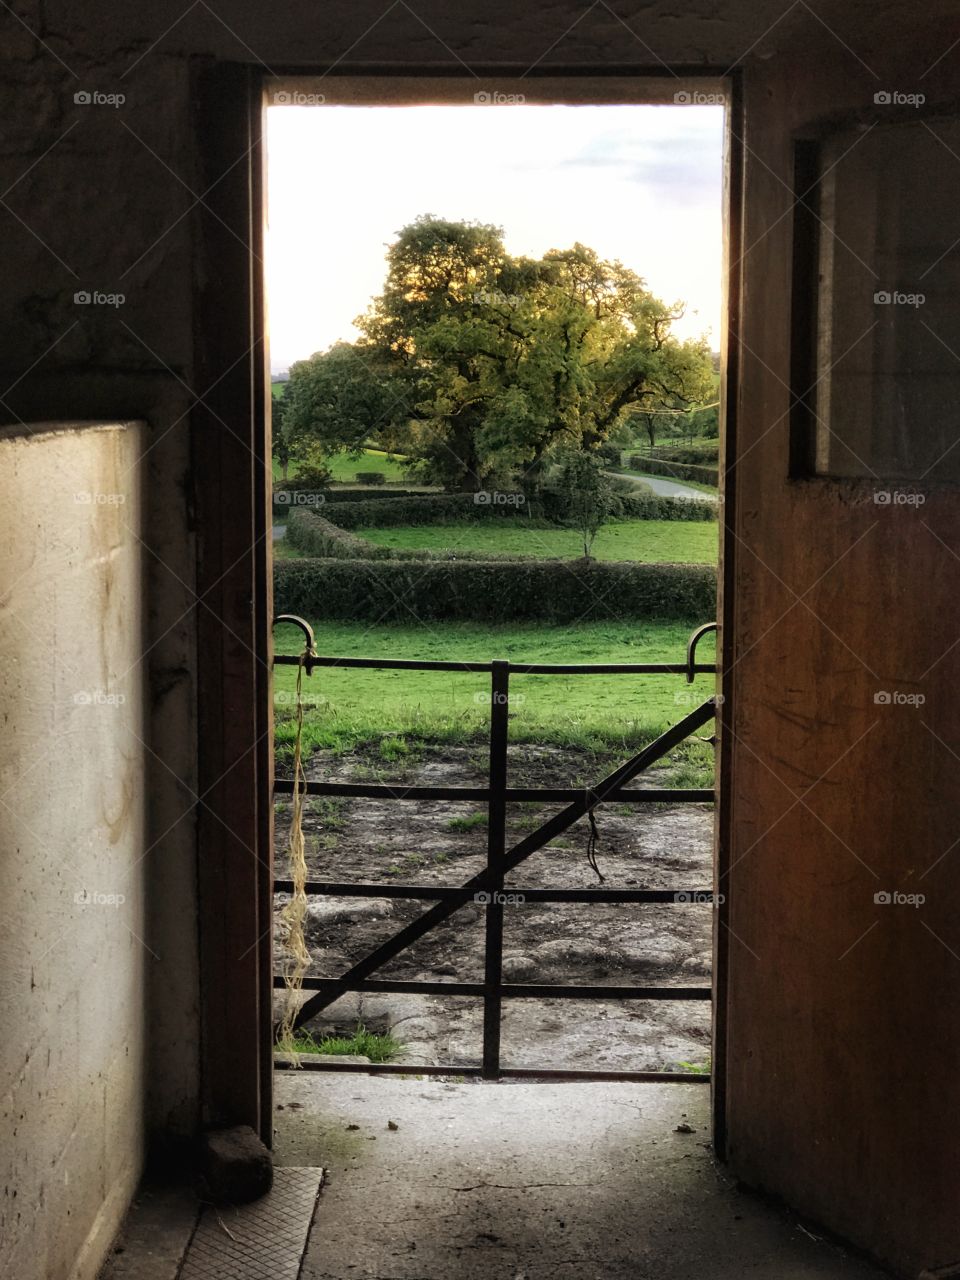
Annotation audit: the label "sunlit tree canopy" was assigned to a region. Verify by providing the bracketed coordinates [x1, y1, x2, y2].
[281, 215, 715, 492]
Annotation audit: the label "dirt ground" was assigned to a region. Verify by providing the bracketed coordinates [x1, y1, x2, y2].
[273, 742, 715, 1074]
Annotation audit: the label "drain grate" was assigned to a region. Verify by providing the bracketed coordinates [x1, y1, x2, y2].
[178, 1167, 324, 1280]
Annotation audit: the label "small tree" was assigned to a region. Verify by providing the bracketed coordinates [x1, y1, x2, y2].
[633, 408, 674, 451]
[291, 442, 333, 490]
[553, 451, 614, 559]
[695, 404, 720, 439]
[678, 407, 701, 446]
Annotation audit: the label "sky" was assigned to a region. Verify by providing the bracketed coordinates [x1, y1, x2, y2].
[265, 103, 724, 375]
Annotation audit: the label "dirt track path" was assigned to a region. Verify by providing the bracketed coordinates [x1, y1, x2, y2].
[605, 468, 717, 502]
[274, 743, 714, 1073]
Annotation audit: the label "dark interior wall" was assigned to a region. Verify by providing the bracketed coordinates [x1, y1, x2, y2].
[0, 46, 204, 1139]
[723, 44, 960, 1276]
[0, 1, 957, 1271]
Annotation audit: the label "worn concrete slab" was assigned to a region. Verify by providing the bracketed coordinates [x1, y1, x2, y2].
[177, 1167, 323, 1280]
[276, 1075, 891, 1280]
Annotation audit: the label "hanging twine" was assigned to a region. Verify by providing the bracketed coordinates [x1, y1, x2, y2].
[585, 791, 605, 883]
[277, 649, 312, 1057]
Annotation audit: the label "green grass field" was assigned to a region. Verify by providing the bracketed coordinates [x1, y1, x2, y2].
[271, 448, 410, 483]
[358, 518, 718, 564]
[273, 618, 717, 764]
[326, 448, 409, 483]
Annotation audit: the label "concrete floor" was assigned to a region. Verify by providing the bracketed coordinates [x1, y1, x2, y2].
[275, 1073, 890, 1280]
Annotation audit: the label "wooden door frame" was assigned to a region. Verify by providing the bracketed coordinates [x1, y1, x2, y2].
[191, 63, 742, 1150]
[194, 63, 274, 1143]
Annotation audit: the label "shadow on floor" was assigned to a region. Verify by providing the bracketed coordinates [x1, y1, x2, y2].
[275, 1073, 891, 1280]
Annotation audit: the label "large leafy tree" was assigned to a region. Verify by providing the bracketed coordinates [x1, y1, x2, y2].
[280, 216, 715, 491]
[281, 341, 398, 459]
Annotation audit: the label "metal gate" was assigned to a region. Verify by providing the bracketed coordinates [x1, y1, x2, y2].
[272, 616, 718, 1083]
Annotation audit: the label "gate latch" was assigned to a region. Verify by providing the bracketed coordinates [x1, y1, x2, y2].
[274, 614, 317, 673]
[685, 622, 717, 684]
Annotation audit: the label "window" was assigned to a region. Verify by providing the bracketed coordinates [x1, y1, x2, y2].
[795, 115, 960, 482]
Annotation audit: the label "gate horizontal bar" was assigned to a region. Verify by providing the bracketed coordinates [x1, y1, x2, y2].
[273, 780, 715, 803]
[273, 879, 718, 903]
[503, 983, 711, 999]
[274, 975, 711, 999]
[498, 1066, 711, 1083]
[276, 976, 486, 996]
[273, 1057, 711, 1083]
[273, 653, 716, 676]
[274, 1057, 484, 1076]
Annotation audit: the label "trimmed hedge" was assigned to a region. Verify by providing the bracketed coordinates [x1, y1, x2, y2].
[628, 456, 719, 486]
[318, 493, 530, 528]
[320, 487, 433, 502]
[274, 556, 716, 623]
[632, 444, 719, 466]
[272, 478, 334, 496]
[286, 510, 383, 558]
[600, 490, 716, 522]
[652, 444, 719, 466]
[355, 471, 386, 485]
[320, 489, 716, 529]
[276, 486, 716, 522]
[273, 485, 430, 512]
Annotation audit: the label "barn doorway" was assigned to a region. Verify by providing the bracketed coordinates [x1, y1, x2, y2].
[264, 79, 729, 1091]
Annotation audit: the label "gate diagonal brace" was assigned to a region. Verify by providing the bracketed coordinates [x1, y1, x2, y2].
[290, 697, 716, 1030]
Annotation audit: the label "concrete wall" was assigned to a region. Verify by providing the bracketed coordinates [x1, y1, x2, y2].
[1, 3, 959, 1276]
[0, 423, 147, 1280]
